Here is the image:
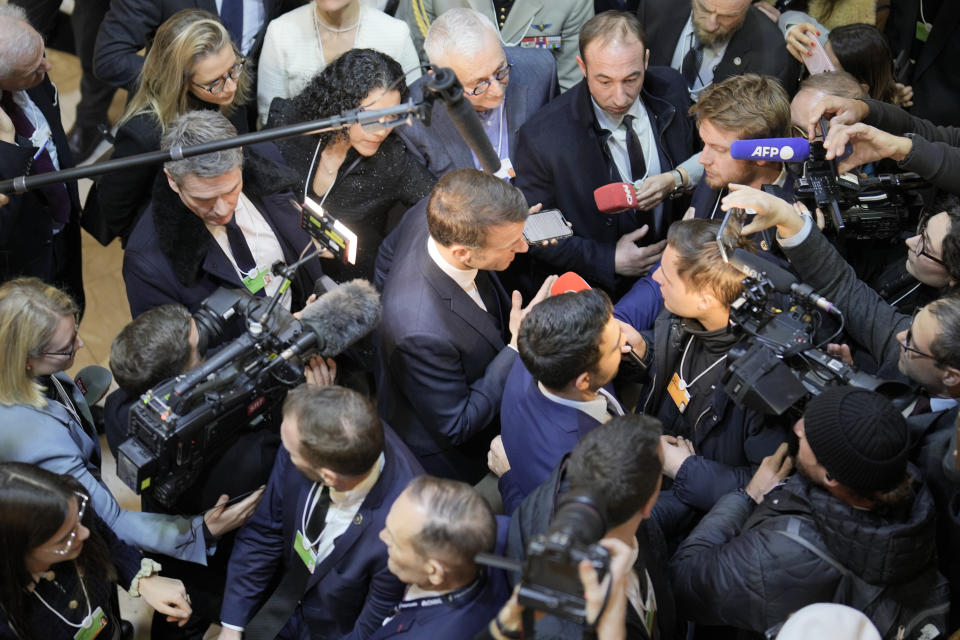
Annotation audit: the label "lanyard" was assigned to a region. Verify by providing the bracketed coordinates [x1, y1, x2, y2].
[394, 575, 484, 612]
[299, 482, 328, 550]
[31, 565, 92, 629]
[50, 376, 83, 427]
[678, 336, 727, 390]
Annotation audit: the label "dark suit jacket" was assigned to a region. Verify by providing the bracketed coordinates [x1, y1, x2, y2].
[366, 568, 509, 639]
[93, 0, 306, 91]
[221, 428, 423, 639]
[122, 143, 322, 317]
[885, 0, 960, 127]
[398, 46, 559, 178]
[637, 0, 798, 95]
[0, 79, 84, 309]
[514, 69, 694, 295]
[498, 359, 604, 513]
[377, 224, 518, 483]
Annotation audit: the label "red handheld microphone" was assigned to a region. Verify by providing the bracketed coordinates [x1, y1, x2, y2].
[593, 182, 639, 214]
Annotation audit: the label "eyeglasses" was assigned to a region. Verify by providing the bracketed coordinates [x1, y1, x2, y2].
[900, 309, 936, 360]
[914, 211, 947, 267]
[48, 492, 89, 556]
[192, 57, 245, 95]
[465, 63, 513, 97]
[36, 320, 80, 358]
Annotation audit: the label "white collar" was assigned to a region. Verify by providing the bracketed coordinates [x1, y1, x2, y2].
[590, 95, 645, 132]
[537, 382, 610, 424]
[427, 236, 478, 292]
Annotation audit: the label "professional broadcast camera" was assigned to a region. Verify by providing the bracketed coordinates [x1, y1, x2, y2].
[476, 489, 610, 627]
[716, 212, 910, 416]
[789, 119, 927, 241]
[115, 271, 380, 507]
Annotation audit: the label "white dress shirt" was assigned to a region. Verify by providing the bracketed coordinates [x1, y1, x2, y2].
[426, 236, 487, 311]
[669, 16, 732, 101]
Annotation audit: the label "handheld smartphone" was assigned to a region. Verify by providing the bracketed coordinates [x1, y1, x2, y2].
[803, 36, 836, 76]
[716, 207, 748, 263]
[524, 209, 574, 245]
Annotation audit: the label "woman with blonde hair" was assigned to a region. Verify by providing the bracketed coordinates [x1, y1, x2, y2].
[83, 9, 252, 246]
[0, 278, 262, 570]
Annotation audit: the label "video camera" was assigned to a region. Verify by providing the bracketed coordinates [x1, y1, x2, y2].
[476, 489, 610, 627]
[115, 268, 380, 507]
[716, 209, 910, 417]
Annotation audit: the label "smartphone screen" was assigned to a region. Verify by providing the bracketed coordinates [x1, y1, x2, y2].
[524, 209, 574, 245]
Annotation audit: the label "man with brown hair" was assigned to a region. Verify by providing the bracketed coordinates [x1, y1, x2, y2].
[686, 73, 793, 222]
[378, 169, 554, 483]
[627, 218, 787, 535]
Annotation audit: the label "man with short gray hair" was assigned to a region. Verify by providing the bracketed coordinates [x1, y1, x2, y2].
[398, 7, 558, 179]
[122, 110, 323, 317]
[0, 5, 85, 311]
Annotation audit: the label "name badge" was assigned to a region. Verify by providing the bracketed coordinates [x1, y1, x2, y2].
[74, 606, 108, 640]
[494, 157, 516, 181]
[667, 372, 690, 414]
[915, 20, 931, 42]
[242, 266, 272, 295]
[294, 530, 318, 573]
[520, 35, 563, 50]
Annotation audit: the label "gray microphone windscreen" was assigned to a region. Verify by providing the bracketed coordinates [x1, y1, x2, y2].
[298, 279, 381, 356]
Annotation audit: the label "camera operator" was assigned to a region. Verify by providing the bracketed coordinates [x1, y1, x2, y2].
[372, 475, 508, 638]
[625, 219, 787, 534]
[807, 94, 960, 195]
[489, 288, 630, 513]
[670, 388, 948, 638]
[219, 385, 423, 640]
[722, 184, 960, 624]
[505, 415, 679, 640]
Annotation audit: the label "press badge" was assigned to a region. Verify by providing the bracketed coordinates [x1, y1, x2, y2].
[294, 530, 318, 573]
[74, 606, 108, 640]
[494, 157, 516, 180]
[242, 266, 272, 295]
[916, 20, 931, 42]
[667, 373, 690, 413]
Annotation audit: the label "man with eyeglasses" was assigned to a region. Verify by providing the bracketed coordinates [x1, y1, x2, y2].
[513, 10, 696, 298]
[637, 0, 797, 102]
[0, 6, 86, 313]
[720, 185, 960, 626]
[122, 110, 323, 318]
[398, 8, 559, 181]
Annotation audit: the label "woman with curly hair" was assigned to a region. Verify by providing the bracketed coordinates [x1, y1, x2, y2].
[0, 463, 193, 639]
[266, 48, 435, 283]
[83, 9, 253, 246]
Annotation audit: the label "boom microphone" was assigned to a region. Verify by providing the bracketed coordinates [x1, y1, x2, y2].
[594, 182, 639, 214]
[423, 67, 501, 174]
[729, 138, 810, 162]
[729, 249, 840, 316]
[277, 279, 382, 361]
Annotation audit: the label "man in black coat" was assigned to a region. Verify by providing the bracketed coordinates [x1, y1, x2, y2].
[637, 0, 797, 100]
[506, 415, 680, 640]
[671, 388, 949, 638]
[0, 6, 85, 311]
[514, 11, 696, 298]
[122, 110, 322, 317]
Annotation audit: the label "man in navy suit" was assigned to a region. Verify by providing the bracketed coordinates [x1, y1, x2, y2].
[0, 6, 85, 311]
[378, 169, 554, 483]
[122, 110, 322, 317]
[220, 385, 423, 640]
[514, 11, 697, 298]
[398, 8, 559, 180]
[488, 289, 628, 513]
[371, 475, 509, 638]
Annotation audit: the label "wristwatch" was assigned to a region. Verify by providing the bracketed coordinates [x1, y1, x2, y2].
[669, 169, 686, 199]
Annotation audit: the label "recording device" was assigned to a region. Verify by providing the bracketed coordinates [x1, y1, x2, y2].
[422, 67, 502, 175]
[292, 198, 358, 265]
[524, 209, 573, 244]
[802, 36, 836, 75]
[115, 277, 381, 506]
[476, 489, 610, 625]
[731, 130, 927, 241]
[715, 210, 909, 415]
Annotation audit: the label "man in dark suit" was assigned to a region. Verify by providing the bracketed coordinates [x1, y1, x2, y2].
[398, 7, 559, 180]
[514, 11, 696, 298]
[122, 110, 322, 317]
[637, 0, 797, 100]
[220, 385, 424, 640]
[93, 0, 305, 93]
[0, 6, 85, 311]
[378, 169, 553, 483]
[371, 475, 509, 638]
[506, 415, 679, 640]
[488, 289, 627, 513]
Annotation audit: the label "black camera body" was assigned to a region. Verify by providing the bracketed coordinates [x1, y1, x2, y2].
[116, 289, 305, 507]
[518, 490, 610, 624]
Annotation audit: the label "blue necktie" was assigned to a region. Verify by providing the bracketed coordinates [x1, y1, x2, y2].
[220, 0, 244, 48]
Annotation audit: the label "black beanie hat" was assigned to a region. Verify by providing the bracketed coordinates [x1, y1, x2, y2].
[803, 387, 908, 493]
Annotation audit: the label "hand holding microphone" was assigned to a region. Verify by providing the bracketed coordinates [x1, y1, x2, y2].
[593, 169, 687, 214]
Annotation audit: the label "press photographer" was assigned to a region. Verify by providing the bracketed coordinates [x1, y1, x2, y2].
[505, 415, 678, 640]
